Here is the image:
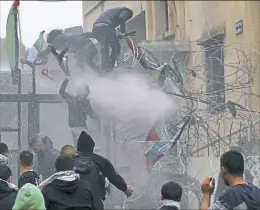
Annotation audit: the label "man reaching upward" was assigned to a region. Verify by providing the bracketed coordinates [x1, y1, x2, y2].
[59, 78, 98, 147]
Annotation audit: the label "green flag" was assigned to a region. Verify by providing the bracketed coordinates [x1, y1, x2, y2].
[33, 31, 45, 53]
[6, 0, 20, 84]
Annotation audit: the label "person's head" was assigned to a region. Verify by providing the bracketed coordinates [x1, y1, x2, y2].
[55, 155, 74, 172]
[32, 136, 45, 153]
[161, 181, 182, 202]
[77, 85, 90, 99]
[77, 131, 95, 153]
[47, 29, 63, 45]
[121, 8, 133, 21]
[0, 164, 12, 182]
[60, 145, 76, 157]
[12, 183, 46, 210]
[220, 150, 244, 186]
[0, 143, 9, 157]
[20, 151, 33, 169]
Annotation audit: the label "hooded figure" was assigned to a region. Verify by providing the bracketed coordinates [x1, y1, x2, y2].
[75, 131, 128, 205]
[12, 183, 46, 210]
[0, 165, 18, 210]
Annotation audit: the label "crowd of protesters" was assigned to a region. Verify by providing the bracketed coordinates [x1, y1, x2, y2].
[1, 136, 260, 210]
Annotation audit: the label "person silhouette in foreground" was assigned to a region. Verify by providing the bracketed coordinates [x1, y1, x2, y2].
[12, 183, 46, 210]
[74, 131, 133, 208]
[0, 165, 18, 210]
[160, 181, 182, 210]
[40, 155, 101, 210]
[200, 150, 260, 210]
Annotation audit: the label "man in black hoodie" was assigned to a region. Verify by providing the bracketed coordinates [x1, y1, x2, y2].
[41, 155, 101, 210]
[200, 150, 260, 210]
[59, 78, 98, 147]
[74, 131, 133, 207]
[92, 7, 133, 72]
[30, 135, 59, 180]
[0, 165, 18, 210]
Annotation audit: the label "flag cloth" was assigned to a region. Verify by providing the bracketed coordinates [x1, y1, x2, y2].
[6, 0, 20, 84]
[144, 121, 171, 173]
[27, 31, 48, 63]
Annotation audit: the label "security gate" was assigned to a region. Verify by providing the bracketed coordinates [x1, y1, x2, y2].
[0, 69, 63, 183]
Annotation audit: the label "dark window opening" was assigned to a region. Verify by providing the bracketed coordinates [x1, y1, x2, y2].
[204, 38, 225, 114]
[165, 0, 169, 32]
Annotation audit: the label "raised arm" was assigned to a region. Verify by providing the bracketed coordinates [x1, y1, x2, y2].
[59, 78, 72, 102]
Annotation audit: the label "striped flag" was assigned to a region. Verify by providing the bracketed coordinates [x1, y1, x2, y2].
[6, 0, 20, 84]
[144, 118, 190, 174]
[144, 121, 172, 173]
[27, 31, 47, 63]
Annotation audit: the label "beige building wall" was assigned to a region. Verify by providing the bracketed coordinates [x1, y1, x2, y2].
[82, 1, 260, 156]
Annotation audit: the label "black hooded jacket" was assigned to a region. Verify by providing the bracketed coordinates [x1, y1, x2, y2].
[37, 137, 59, 180]
[93, 7, 133, 33]
[211, 183, 260, 210]
[42, 178, 100, 210]
[0, 180, 18, 210]
[75, 132, 127, 197]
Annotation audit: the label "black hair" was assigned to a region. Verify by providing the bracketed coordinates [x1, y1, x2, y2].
[220, 150, 244, 177]
[0, 165, 12, 181]
[20, 150, 33, 167]
[47, 29, 63, 44]
[60, 145, 75, 155]
[0, 143, 8, 155]
[161, 181, 182, 202]
[55, 156, 74, 172]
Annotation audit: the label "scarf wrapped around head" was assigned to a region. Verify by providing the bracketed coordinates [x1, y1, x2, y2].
[160, 200, 180, 210]
[38, 170, 78, 190]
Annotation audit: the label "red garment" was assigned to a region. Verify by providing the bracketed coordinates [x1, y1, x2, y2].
[147, 130, 160, 141]
[13, 0, 20, 8]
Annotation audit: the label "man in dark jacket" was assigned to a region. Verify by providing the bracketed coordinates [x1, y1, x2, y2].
[0, 165, 18, 210]
[30, 135, 59, 180]
[46, 29, 100, 72]
[160, 181, 182, 210]
[92, 7, 133, 72]
[41, 155, 101, 210]
[59, 78, 98, 147]
[74, 131, 133, 207]
[201, 150, 260, 210]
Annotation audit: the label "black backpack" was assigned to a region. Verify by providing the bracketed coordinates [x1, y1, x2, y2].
[74, 157, 103, 197]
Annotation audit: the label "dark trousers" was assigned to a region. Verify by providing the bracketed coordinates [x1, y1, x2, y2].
[92, 24, 120, 72]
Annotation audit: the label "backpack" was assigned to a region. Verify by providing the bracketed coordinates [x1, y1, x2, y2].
[74, 157, 103, 197]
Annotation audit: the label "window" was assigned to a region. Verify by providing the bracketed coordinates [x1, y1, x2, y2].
[164, 0, 169, 32]
[204, 37, 225, 113]
[198, 32, 225, 113]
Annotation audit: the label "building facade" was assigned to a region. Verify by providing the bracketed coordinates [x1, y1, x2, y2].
[82, 1, 260, 181]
